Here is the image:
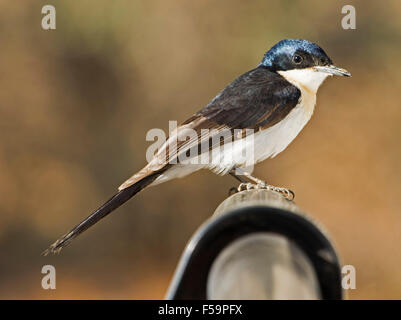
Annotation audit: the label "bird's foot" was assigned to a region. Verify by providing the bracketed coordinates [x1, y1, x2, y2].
[256, 182, 295, 201]
[237, 182, 257, 192]
[230, 182, 295, 201]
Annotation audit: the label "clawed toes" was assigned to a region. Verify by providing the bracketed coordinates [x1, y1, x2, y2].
[277, 187, 295, 201]
[234, 183, 295, 201]
[256, 182, 268, 189]
[237, 182, 256, 192]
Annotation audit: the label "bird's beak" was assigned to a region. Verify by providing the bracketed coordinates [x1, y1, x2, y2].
[313, 65, 351, 77]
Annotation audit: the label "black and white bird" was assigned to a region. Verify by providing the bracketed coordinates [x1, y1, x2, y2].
[44, 39, 350, 255]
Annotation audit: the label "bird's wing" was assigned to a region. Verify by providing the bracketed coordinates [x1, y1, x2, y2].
[119, 67, 300, 189]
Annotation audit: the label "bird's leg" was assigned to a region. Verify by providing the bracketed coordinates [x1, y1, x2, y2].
[230, 168, 295, 201]
[229, 170, 248, 183]
[229, 170, 256, 192]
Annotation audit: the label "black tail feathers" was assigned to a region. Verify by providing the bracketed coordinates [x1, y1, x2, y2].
[42, 174, 157, 255]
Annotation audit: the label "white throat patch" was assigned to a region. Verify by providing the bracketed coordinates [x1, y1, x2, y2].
[278, 68, 330, 93]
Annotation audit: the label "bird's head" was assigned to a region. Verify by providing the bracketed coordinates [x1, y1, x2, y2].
[260, 39, 351, 92]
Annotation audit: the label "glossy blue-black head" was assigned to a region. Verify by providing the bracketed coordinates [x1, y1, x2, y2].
[260, 39, 350, 77]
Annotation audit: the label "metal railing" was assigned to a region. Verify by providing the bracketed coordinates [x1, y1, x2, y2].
[166, 189, 342, 300]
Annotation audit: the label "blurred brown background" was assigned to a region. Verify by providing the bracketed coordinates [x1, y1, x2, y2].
[0, 0, 400, 299]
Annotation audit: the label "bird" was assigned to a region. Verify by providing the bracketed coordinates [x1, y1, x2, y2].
[43, 39, 350, 255]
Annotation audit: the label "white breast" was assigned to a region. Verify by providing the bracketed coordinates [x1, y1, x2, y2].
[251, 68, 330, 160]
[253, 95, 315, 160]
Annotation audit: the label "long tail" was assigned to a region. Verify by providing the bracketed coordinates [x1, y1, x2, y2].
[42, 173, 159, 255]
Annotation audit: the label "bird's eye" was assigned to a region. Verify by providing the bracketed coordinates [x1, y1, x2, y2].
[293, 54, 303, 64]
